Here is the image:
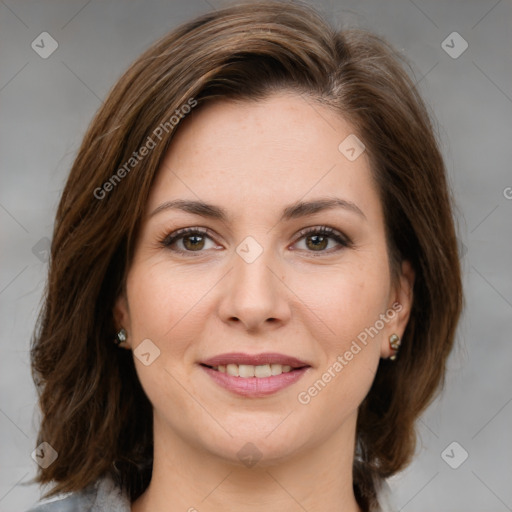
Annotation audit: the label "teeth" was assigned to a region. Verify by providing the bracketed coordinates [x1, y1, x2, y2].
[270, 363, 282, 376]
[254, 364, 271, 378]
[226, 364, 239, 377]
[212, 363, 295, 378]
[238, 364, 255, 378]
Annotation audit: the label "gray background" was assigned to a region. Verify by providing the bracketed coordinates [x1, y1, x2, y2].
[1, 0, 511, 511]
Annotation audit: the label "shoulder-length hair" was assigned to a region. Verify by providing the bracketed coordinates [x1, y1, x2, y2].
[30, 1, 463, 511]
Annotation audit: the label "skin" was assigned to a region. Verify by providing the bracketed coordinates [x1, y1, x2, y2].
[114, 92, 414, 512]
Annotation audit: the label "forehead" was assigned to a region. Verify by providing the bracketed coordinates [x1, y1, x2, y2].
[147, 93, 380, 221]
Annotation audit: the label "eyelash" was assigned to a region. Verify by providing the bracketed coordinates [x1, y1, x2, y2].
[158, 226, 352, 257]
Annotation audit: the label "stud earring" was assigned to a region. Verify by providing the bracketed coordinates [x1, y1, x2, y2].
[114, 328, 127, 346]
[389, 333, 401, 361]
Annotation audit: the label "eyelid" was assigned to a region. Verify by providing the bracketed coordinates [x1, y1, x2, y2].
[159, 227, 222, 256]
[293, 225, 352, 246]
[160, 226, 214, 247]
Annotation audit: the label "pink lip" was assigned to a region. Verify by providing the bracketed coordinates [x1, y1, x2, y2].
[199, 353, 311, 397]
[201, 352, 309, 368]
[200, 365, 310, 397]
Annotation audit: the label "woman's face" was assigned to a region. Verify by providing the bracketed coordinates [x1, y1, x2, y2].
[115, 92, 414, 466]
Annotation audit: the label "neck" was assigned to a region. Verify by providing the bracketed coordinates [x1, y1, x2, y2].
[132, 412, 362, 512]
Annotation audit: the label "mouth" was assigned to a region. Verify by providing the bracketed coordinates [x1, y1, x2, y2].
[199, 352, 311, 397]
[200, 362, 307, 378]
[200, 352, 310, 377]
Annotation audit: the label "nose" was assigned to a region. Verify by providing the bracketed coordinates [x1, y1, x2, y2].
[217, 243, 292, 333]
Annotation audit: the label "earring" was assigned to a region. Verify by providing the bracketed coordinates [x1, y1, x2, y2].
[389, 333, 401, 361]
[114, 328, 127, 346]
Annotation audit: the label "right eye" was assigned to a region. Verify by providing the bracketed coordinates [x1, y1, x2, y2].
[159, 227, 221, 255]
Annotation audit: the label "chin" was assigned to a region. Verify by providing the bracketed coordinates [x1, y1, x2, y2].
[197, 421, 314, 469]
[211, 438, 301, 469]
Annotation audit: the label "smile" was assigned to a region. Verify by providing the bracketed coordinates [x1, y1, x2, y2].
[199, 352, 311, 397]
[205, 363, 295, 378]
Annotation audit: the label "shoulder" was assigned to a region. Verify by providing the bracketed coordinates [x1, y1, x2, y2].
[26, 474, 131, 512]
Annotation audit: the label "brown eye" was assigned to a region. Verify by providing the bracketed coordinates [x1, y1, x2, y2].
[304, 233, 329, 251]
[294, 226, 351, 254]
[182, 234, 206, 251]
[160, 228, 218, 254]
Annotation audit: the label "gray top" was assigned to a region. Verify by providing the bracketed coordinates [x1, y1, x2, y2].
[26, 474, 131, 512]
[26, 474, 397, 511]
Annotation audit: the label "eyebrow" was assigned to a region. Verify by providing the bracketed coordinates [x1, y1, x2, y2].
[149, 197, 366, 222]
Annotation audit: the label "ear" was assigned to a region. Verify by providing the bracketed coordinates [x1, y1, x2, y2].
[381, 260, 415, 358]
[113, 291, 132, 350]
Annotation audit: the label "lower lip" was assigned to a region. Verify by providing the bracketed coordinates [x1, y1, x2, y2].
[200, 365, 309, 397]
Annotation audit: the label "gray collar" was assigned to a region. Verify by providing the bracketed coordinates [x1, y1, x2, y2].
[27, 474, 131, 512]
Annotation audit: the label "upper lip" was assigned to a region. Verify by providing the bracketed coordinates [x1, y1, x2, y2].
[201, 352, 310, 368]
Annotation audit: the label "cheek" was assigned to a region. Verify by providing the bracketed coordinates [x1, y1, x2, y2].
[292, 257, 391, 349]
[293, 267, 388, 430]
[126, 260, 206, 343]
[125, 262, 212, 423]
[298, 254, 391, 409]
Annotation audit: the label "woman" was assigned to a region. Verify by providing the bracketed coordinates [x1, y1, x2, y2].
[27, 1, 463, 511]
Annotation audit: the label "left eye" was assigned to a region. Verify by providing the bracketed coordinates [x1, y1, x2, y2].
[293, 227, 350, 253]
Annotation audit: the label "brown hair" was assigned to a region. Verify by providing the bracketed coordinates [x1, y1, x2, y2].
[29, 1, 463, 511]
